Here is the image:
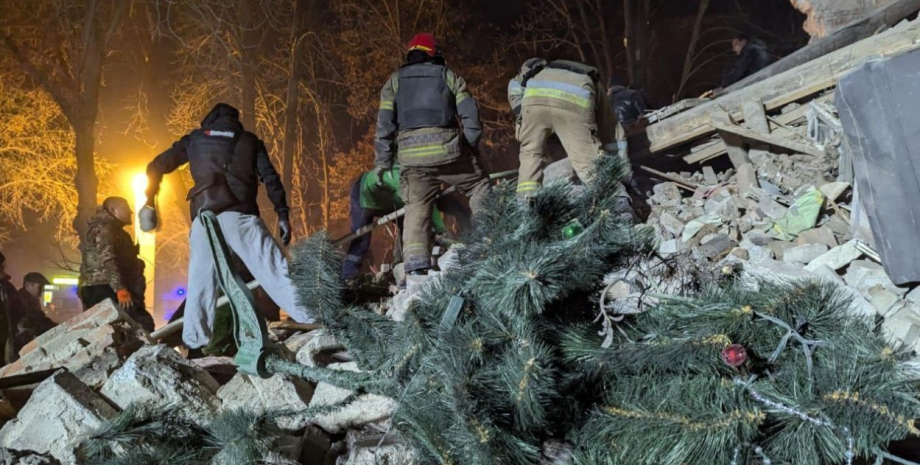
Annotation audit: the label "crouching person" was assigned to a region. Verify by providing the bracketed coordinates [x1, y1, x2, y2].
[143, 103, 314, 350]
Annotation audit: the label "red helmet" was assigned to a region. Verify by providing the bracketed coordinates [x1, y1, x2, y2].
[407, 33, 438, 57]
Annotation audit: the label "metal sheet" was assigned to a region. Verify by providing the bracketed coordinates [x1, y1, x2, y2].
[837, 49, 920, 285]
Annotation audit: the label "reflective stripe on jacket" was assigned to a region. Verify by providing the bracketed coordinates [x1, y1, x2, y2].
[375, 61, 481, 168]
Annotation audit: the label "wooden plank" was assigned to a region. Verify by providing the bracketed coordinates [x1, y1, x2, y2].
[743, 99, 770, 134]
[710, 120, 825, 158]
[682, 94, 830, 164]
[725, 0, 920, 93]
[646, 20, 920, 153]
[712, 113, 750, 168]
[636, 165, 698, 192]
[644, 98, 708, 123]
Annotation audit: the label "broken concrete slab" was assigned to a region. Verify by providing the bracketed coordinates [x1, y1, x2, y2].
[651, 183, 682, 207]
[0, 371, 116, 464]
[0, 300, 146, 389]
[868, 286, 901, 317]
[100, 345, 221, 426]
[682, 212, 721, 243]
[729, 248, 749, 260]
[845, 261, 907, 297]
[768, 241, 795, 261]
[702, 166, 718, 185]
[697, 234, 735, 261]
[309, 362, 396, 434]
[882, 307, 920, 349]
[217, 373, 315, 432]
[805, 240, 864, 272]
[819, 181, 850, 201]
[758, 197, 788, 220]
[659, 212, 684, 237]
[658, 239, 679, 256]
[544, 158, 576, 184]
[295, 329, 345, 368]
[736, 163, 759, 195]
[744, 259, 816, 283]
[782, 244, 829, 265]
[796, 226, 838, 248]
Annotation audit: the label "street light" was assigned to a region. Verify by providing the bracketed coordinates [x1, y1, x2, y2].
[132, 173, 156, 325]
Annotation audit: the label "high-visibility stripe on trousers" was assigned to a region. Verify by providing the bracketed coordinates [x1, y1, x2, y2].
[516, 104, 604, 196]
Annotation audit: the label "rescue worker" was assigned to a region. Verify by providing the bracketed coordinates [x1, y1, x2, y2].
[375, 33, 490, 276]
[144, 103, 313, 350]
[15, 272, 56, 350]
[509, 58, 626, 194]
[78, 197, 156, 331]
[343, 165, 471, 280]
[607, 76, 647, 126]
[720, 32, 771, 89]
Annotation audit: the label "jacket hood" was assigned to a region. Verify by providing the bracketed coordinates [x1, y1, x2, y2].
[200, 103, 244, 132]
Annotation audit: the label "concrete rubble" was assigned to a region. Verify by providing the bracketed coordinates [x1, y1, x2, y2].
[0, 297, 408, 464]
[640, 94, 920, 360]
[0, 371, 117, 463]
[0, 300, 146, 389]
[99, 344, 222, 426]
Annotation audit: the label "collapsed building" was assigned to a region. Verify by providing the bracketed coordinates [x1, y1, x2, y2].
[2, 1, 920, 464]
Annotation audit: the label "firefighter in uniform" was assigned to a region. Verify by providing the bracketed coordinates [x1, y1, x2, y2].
[374, 33, 490, 275]
[78, 196, 156, 331]
[508, 58, 627, 195]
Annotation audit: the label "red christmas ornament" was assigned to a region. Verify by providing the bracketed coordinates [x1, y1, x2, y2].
[721, 344, 748, 368]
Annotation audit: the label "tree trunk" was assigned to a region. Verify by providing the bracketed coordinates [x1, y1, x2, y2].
[634, 0, 651, 88]
[239, 0, 258, 131]
[676, 0, 711, 101]
[594, 0, 616, 79]
[623, 0, 635, 85]
[73, 117, 98, 238]
[282, 0, 311, 193]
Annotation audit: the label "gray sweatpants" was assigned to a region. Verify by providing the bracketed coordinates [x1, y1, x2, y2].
[185, 211, 313, 349]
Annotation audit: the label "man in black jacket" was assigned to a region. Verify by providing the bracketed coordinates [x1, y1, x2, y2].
[720, 33, 772, 89]
[144, 103, 313, 349]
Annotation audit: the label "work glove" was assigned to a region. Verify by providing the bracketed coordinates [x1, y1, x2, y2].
[278, 218, 292, 246]
[116, 288, 133, 309]
[139, 205, 158, 232]
[373, 165, 389, 187]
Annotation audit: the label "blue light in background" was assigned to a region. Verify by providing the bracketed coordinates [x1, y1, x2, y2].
[177, 287, 186, 296]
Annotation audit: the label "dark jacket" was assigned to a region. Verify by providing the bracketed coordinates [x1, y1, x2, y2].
[146, 103, 290, 221]
[607, 85, 647, 125]
[14, 288, 55, 351]
[79, 208, 146, 295]
[0, 275, 20, 363]
[721, 41, 772, 88]
[375, 56, 482, 168]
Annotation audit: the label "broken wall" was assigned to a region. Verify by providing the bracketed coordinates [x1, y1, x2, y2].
[791, 0, 893, 38]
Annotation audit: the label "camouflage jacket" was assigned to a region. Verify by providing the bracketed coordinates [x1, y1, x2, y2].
[79, 208, 145, 293]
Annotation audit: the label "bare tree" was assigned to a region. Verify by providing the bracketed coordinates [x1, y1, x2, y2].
[0, 77, 114, 245]
[0, 0, 130, 237]
[676, 0, 711, 100]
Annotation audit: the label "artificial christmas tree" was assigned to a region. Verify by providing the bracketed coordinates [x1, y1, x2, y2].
[291, 155, 920, 465]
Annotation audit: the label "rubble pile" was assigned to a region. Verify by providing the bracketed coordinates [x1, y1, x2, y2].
[0, 301, 405, 464]
[640, 95, 920, 360]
